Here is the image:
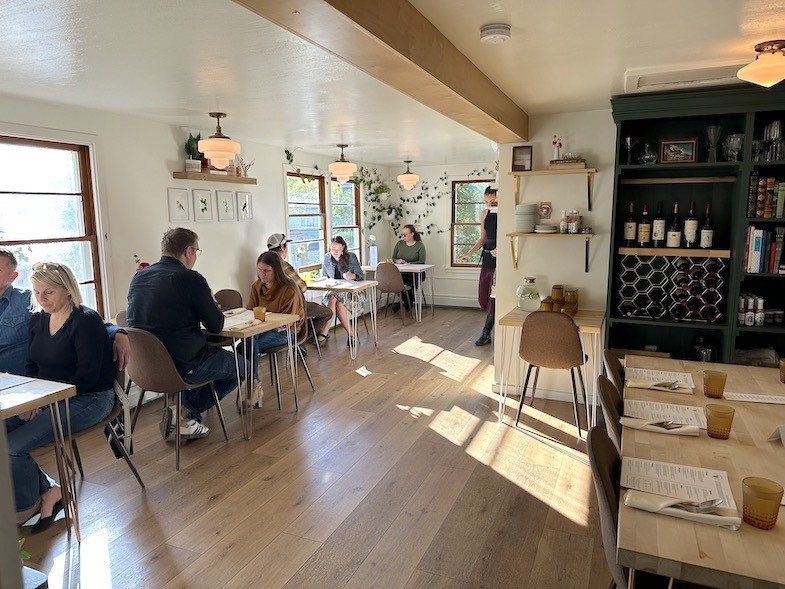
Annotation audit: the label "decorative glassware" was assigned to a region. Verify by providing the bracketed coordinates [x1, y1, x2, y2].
[724, 133, 744, 162]
[705, 126, 722, 163]
[623, 136, 638, 165]
[639, 143, 657, 164]
[516, 277, 541, 311]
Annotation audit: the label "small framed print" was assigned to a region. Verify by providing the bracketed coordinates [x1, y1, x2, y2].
[167, 188, 191, 223]
[512, 145, 533, 171]
[216, 190, 236, 222]
[193, 189, 214, 222]
[237, 191, 253, 220]
[660, 139, 698, 163]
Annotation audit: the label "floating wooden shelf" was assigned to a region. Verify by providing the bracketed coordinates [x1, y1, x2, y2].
[507, 232, 594, 272]
[619, 176, 735, 185]
[509, 168, 597, 210]
[617, 247, 731, 258]
[172, 171, 257, 185]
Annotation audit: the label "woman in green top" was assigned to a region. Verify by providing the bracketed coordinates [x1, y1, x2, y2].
[391, 224, 426, 312]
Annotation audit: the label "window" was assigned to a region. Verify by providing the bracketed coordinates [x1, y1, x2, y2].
[0, 136, 104, 312]
[451, 179, 493, 267]
[330, 180, 361, 262]
[286, 172, 326, 271]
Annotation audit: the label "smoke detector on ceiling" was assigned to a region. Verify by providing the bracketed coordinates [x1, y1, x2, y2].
[480, 23, 511, 45]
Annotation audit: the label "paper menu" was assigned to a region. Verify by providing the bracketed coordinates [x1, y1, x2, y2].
[624, 400, 707, 428]
[621, 457, 737, 510]
[625, 367, 695, 388]
[724, 392, 785, 405]
[0, 373, 33, 392]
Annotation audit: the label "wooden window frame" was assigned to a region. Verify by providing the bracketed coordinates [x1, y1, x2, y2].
[329, 178, 362, 264]
[451, 179, 493, 268]
[286, 172, 327, 272]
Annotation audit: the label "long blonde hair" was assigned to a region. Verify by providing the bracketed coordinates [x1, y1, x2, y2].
[29, 262, 82, 311]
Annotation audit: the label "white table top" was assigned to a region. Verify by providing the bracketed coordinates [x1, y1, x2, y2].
[216, 312, 300, 338]
[361, 263, 434, 273]
[305, 279, 378, 292]
[0, 373, 76, 419]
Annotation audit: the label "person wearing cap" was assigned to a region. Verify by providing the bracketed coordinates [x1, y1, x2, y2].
[458, 186, 497, 346]
[267, 233, 333, 344]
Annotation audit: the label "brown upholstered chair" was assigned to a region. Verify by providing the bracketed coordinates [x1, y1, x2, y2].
[215, 289, 243, 310]
[597, 375, 623, 456]
[514, 311, 587, 437]
[125, 328, 229, 471]
[375, 262, 411, 321]
[604, 349, 625, 396]
[69, 373, 145, 488]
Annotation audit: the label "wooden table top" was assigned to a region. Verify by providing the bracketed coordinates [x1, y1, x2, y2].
[305, 279, 378, 292]
[0, 374, 76, 419]
[618, 355, 785, 588]
[217, 312, 299, 338]
[498, 307, 605, 334]
[361, 264, 434, 273]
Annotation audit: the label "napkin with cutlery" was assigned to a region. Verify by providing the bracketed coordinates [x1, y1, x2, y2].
[620, 417, 699, 436]
[624, 490, 741, 530]
[626, 380, 693, 393]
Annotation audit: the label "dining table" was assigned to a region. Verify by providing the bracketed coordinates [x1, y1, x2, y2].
[361, 263, 435, 322]
[0, 373, 80, 541]
[618, 355, 785, 588]
[305, 279, 378, 360]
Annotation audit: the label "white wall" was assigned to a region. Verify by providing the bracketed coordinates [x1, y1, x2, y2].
[495, 109, 616, 399]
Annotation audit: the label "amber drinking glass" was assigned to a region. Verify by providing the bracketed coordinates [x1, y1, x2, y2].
[703, 370, 727, 399]
[705, 404, 734, 439]
[742, 477, 783, 530]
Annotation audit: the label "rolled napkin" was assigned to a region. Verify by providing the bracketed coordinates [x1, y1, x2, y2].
[626, 379, 693, 393]
[624, 490, 741, 530]
[620, 417, 699, 436]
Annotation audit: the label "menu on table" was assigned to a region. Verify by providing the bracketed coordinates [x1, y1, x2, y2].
[624, 400, 707, 428]
[0, 373, 33, 392]
[724, 392, 785, 405]
[621, 457, 736, 509]
[625, 367, 695, 388]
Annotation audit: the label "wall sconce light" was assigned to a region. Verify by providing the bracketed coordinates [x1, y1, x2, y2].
[198, 112, 241, 170]
[737, 40, 785, 88]
[397, 160, 419, 190]
[328, 144, 357, 183]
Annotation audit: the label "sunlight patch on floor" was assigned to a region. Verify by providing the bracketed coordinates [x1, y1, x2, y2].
[428, 405, 481, 446]
[48, 527, 112, 589]
[395, 404, 435, 419]
[392, 336, 481, 382]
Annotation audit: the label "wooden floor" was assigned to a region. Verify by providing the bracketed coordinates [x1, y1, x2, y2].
[22, 307, 610, 589]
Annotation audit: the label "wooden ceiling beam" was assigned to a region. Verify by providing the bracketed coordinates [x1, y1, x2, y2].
[233, 0, 528, 143]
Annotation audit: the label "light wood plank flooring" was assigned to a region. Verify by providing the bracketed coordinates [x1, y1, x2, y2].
[21, 307, 610, 589]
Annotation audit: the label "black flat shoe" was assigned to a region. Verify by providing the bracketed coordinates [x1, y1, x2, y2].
[32, 499, 64, 534]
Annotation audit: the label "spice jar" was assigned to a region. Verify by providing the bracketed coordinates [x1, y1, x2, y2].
[551, 285, 564, 300]
[564, 288, 579, 309]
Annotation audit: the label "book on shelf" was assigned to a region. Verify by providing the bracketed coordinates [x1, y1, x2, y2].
[774, 227, 785, 273]
[743, 226, 785, 273]
[777, 181, 785, 218]
[549, 158, 587, 169]
[750, 175, 782, 218]
[209, 169, 229, 176]
[747, 171, 759, 218]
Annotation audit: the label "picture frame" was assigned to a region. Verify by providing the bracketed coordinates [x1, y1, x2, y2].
[512, 145, 533, 172]
[660, 139, 698, 163]
[216, 190, 236, 222]
[237, 191, 253, 220]
[193, 189, 214, 222]
[167, 188, 191, 223]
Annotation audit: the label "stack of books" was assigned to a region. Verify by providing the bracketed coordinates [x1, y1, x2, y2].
[744, 226, 785, 273]
[746, 171, 785, 218]
[549, 157, 587, 169]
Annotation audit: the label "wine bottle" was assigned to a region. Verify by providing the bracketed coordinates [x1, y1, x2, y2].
[652, 201, 666, 247]
[623, 203, 636, 247]
[683, 200, 699, 248]
[637, 204, 651, 246]
[666, 203, 681, 248]
[700, 203, 714, 248]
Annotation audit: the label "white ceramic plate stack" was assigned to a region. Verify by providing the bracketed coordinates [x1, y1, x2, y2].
[534, 223, 558, 234]
[515, 203, 538, 233]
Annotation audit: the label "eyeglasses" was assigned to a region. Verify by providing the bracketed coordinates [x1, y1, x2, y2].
[187, 246, 203, 257]
[32, 262, 65, 272]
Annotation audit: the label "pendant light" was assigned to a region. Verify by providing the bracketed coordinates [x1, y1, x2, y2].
[328, 144, 357, 183]
[397, 160, 419, 190]
[737, 41, 785, 88]
[197, 112, 241, 170]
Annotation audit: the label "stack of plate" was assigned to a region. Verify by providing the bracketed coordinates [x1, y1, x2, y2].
[534, 224, 558, 234]
[515, 203, 538, 233]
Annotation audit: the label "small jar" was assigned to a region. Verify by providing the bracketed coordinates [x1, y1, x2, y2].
[551, 285, 564, 300]
[564, 288, 579, 308]
[539, 297, 553, 311]
[516, 277, 541, 312]
[765, 310, 775, 325]
[552, 299, 564, 313]
[775, 310, 784, 324]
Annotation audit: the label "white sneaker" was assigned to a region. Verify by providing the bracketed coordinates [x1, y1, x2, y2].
[178, 419, 209, 440]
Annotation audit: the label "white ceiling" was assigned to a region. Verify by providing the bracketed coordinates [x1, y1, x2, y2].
[1, 0, 784, 165]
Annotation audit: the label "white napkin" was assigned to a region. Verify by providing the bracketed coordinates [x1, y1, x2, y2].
[222, 307, 246, 316]
[626, 379, 693, 393]
[620, 417, 699, 436]
[624, 490, 741, 530]
[768, 425, 785, 448]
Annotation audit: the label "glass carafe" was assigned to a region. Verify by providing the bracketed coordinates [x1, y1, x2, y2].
[516, 277, 541, 311]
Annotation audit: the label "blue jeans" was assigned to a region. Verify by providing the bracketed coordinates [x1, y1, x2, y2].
[244, 330, 295, 381]
[6, 389, 114, 512]
[183, 349, 248, 420]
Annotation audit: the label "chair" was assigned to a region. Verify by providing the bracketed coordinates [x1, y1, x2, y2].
[604, 349, 625, 396]
[215, 289, 243, 310]
[116, 309, 128, 327]
[514, 311, 587, 437]
[125, 328, 229, 471]
[69, 372, 145, 488]
[375, 262, 411, 322]
[265, 293, 313, 411]
[598, 375, 623, 456]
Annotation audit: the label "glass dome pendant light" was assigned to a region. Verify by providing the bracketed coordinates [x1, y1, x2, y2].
[197, 112, 241, 170]
[397, 160, 419, 190]
[737, 40, 785, 88]
[328, 144, 357, 183]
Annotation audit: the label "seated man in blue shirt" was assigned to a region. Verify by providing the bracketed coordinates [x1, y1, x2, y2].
[0, 249, 130, 376]
[127, 227, 247, 440]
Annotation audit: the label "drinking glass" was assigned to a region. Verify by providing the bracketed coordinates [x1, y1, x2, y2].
[623, 137, 638, 165]
[703, 370, 727, 398]
[724, 134, 744, 162]
[742, 477, 784, 530]
[706, 126, 722, 163]
[705, 404, 734, 439]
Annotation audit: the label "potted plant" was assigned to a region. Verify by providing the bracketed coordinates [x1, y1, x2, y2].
[184, 133, 202, 172]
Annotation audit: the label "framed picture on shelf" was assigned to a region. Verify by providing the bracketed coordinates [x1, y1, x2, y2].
[660, 139, 697, 163]
[216, 190, 236, 222]
[193, 189, 214, 222]
[237, 191, 253, 220]
[167, 188, 191, 223]
[512, 145, 533, 171]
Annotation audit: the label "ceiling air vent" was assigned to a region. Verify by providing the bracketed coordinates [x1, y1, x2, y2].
[624, 63, 746, 93]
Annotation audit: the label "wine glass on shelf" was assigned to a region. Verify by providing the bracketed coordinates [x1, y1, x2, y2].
[623, 137, 638, 165]
[724, 134, 744, 162]
[705, 126, 722, 163]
